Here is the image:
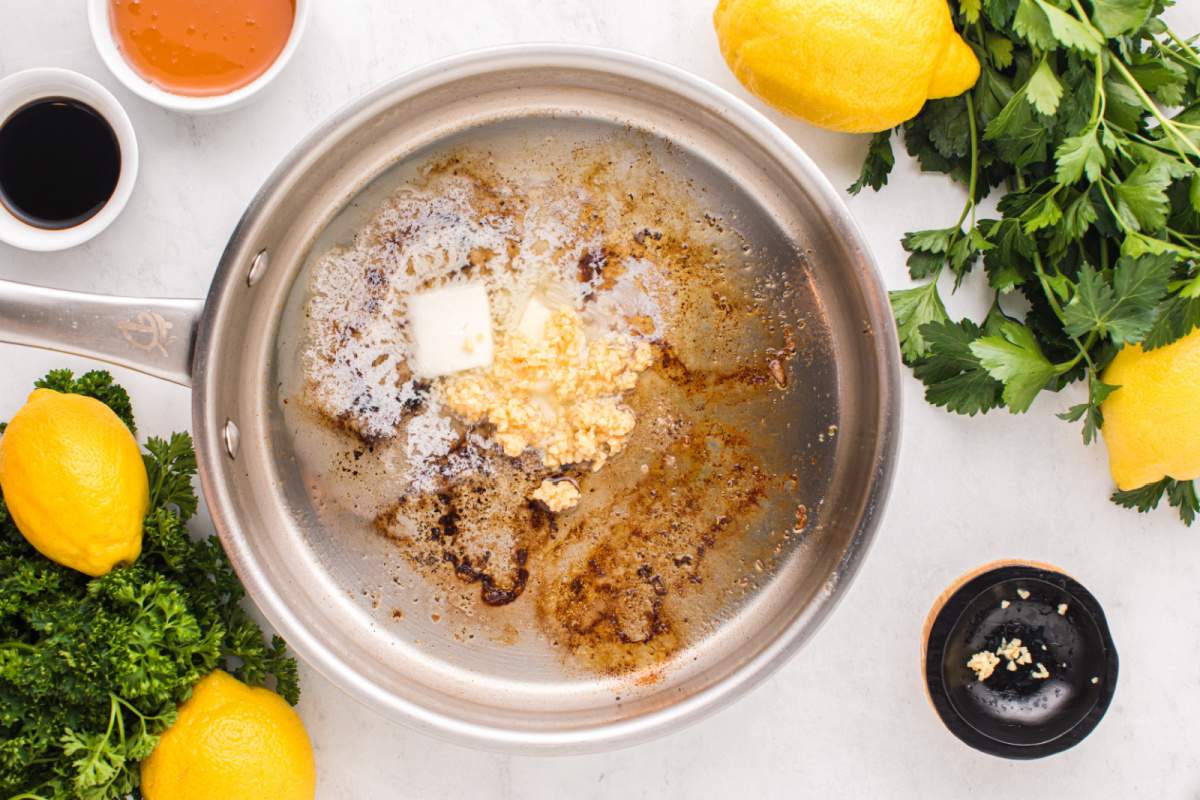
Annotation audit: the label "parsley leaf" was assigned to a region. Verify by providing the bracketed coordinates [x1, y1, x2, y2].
[1090, 0, 1153, 37]
[1057, 374, 1118, 444]
[1054, 189, 1100, 246]
[926, 98, 972, 160]
[1021, 191, 1064, 233]
[1113, 162, 1173, 232]
[1168, 479, 1200, 526]
[1111, 477, 1169, 512]
[891, 282, 950, 362]
[143, 433, 199, 522]
[902, 227, 957, 257]
[1026, 56, 1064, 116]
[848, 130, 895, 195]
[1062, 256, 1173, 344]
[984, 87, 1049, 168]
[980, 217, 1035, 291]
[1102, 77, 1144, 132]
[1055, 127, 1107, 185]
[1112, 477, 1200, 525]
[1144, 292, 1200, 349]
[986, 32, 1015, 68]
[1129, 57, 1189, 107]
[969, 319, 1060, 412]
[913, 319, 1004, 415]
[1012, 0, 1056, 50]
[1035, 0, 1104, 54]
[1120, 230, 1196, 259]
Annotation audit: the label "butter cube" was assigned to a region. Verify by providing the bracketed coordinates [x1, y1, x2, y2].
[516, 296, 553, 340]
[407, 283, 494, 378]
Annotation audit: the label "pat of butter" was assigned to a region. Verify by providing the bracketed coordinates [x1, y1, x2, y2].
[516, 296, 553, 339]
[515, 296, 557, 397]
[407, 283, 494, 378]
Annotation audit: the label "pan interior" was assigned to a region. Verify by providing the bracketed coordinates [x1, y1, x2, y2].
[203, 56, 893, 742]
[273, 115, 833, 705]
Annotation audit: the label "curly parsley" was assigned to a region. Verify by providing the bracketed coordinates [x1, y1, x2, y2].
[853, 0, 1200, 524]
[0, 370, 299, 799]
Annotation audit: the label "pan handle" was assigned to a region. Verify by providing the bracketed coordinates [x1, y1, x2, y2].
[0, 279, 202, 387]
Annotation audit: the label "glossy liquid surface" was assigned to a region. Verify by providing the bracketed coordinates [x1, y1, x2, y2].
[109, 0, 295, 97]
[0, 98, 120, 230]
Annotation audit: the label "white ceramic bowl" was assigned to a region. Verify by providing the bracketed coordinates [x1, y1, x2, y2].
[0, 68, 138, 252]
[87, 0, 309, 113]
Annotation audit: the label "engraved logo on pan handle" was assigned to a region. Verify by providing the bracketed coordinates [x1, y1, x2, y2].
[117, 311, 176, 358]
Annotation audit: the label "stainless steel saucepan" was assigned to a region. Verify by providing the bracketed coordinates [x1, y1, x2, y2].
[0, 46, 900, 751]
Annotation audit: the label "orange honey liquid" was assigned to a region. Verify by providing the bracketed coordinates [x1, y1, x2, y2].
[109, 0, 295, 97]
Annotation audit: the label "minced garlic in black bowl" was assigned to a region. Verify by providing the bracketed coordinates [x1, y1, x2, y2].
[922, 561, 1118, 759]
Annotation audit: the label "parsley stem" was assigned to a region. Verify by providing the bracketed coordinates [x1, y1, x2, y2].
[1067, 0, 1103, 39]
[932, 91, 980, 290]
[1095, 180, 1129, 234]
[1020, 173, 1097, 374]
[1012, 171, 1071, 327]
[1156, 42, 1200, 72]
[1165, 28, 1200, 69]
[1090, 55, 1104, 125]
[0, 641, 36, 653]
[1031, 249, 1068, 324]
[1168, 227, 1200, 243]
[1110, 57, 1200, 162]
[952, 93, 981, 232]
[965, 93, 979, 225]
[1128, 131, 1186, 152]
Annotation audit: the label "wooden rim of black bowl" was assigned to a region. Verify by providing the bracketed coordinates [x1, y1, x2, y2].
[924, 564, 1119, 759]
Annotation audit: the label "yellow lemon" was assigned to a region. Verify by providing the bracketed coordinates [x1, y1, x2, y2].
[713, 0, 980, 133]
[0, 388, 147, 576]
[141, 670, 316, 800]
[1101, 329, 1200, 491]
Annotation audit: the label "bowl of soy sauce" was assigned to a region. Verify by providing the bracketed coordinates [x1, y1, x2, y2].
[0, 68, 137, 251]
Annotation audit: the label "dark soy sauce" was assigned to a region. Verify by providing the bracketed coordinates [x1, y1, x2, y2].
[0, 98, 121, 230]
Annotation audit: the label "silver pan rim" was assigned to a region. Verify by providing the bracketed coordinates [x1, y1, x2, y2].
[192, 43, 902, 752]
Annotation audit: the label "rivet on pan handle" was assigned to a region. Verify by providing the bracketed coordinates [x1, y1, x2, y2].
[222, 419, 241, 459]
[246, 249, 269, 287]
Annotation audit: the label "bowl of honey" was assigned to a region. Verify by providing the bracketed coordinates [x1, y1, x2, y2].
[87, 0, 309, 113]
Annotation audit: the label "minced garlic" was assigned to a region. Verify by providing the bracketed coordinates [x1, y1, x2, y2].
[531, 479, 581, 512]
[997, 637, 1033, 671]
[971, 637, 1040, 682]
[1031, 662, 1051, 680]
[967, 651, 1001, 682]
[441, 305, 653, 470]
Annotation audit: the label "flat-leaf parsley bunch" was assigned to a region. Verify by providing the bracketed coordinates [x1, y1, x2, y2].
[0, 370, 299, 800]
[853, 0, 1200, 523]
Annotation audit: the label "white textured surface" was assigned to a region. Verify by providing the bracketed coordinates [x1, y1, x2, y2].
[2, 3, 1199, 797]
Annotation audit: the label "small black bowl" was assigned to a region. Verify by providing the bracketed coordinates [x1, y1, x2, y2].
[924, 563, 1118, 759]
